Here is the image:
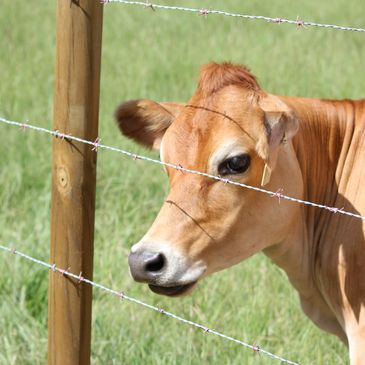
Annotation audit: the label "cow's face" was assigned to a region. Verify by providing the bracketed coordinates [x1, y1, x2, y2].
[116, 63, 302, 296]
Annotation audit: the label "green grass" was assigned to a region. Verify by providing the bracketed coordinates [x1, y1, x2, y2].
[0, 0, 364, 364]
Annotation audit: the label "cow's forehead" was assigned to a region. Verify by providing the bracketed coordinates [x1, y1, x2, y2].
[163, 85, 263, 166]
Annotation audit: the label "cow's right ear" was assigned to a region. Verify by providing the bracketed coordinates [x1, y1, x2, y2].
[115, 99, 184, 150]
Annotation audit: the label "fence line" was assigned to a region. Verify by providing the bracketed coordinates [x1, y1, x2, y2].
[102, 0, 365, 33]
[0, 243, 300, 365]
[1, 116, 364, 221]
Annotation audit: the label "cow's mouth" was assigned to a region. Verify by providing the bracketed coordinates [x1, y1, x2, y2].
[148, 281, 197, 297]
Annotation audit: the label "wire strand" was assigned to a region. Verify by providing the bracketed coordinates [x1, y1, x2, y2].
[103, 0, 365, 33]
[0, 243, 301, 365]
[1, 117, 364, 221]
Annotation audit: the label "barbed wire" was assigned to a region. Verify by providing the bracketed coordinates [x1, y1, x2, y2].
[0, 243, 300, 364]
[101, 0, 365, 33]
[0, 116, 364, 221]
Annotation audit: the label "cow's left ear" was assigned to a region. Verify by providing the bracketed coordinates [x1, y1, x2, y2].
[256, 94, 299, 186]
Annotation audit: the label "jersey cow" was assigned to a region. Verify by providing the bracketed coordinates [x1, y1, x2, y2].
[115, 63, 365, 364]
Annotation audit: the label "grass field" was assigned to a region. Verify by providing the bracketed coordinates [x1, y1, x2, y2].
[0, 0, 364, 364]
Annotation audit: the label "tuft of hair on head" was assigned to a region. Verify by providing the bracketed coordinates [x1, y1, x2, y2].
[197, 62, 261, 97]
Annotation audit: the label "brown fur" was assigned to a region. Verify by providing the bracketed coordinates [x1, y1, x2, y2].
[197, 62, 260, 96]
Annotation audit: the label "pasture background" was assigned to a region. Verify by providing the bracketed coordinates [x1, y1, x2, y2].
[0, 0, 364, 364]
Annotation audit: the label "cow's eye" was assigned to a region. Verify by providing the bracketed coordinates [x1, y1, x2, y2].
[218, 154, 251, 176]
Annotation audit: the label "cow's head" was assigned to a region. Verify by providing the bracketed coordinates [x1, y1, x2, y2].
[116, 63, 302, 296]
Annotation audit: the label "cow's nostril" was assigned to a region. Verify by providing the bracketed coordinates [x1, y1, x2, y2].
[128, 250, 167, 283]
[145, 253, 165, 272]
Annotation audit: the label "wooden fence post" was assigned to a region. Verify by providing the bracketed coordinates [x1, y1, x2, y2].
[48, 1, 103, 364]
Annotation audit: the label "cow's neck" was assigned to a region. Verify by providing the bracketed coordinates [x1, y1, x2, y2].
[287, 96, 358, 222]
[287, 97, 358, 238]
[264, 96, 359, 296]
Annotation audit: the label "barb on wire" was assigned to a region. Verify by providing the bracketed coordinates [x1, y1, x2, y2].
[1, 116, 364, 221]
[0, 244, 300, 365]
[271, 188, 285, 204]
[102, 0, 365, 33]
[92, 137, 101, 152]
[295, 16, 307, 29]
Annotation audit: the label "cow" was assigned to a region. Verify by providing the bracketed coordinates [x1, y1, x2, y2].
[115, 62, 365, 364]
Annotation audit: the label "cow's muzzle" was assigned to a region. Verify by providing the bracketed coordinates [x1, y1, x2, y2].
[128, 242, 206, 296]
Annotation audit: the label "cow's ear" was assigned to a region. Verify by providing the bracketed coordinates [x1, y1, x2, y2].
[115, 99, 184, 150]
[256, 95, 298, 186]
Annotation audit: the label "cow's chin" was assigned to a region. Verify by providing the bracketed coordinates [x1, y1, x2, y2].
[148, 281, 197, 297]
